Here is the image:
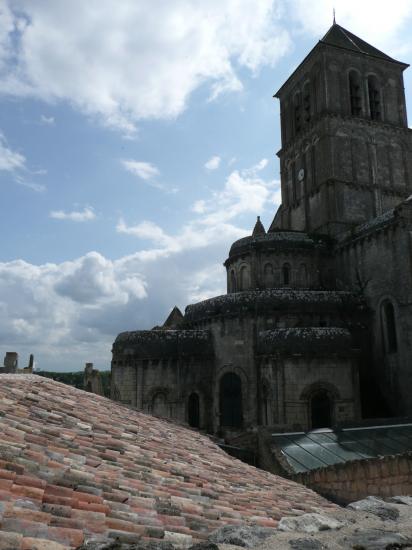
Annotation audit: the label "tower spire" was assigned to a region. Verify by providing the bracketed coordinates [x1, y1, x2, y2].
[252, 216, 266, 237]
[333, 7, 336, 24]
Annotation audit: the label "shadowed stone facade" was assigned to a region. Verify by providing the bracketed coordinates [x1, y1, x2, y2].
[111, 23, 412, 434]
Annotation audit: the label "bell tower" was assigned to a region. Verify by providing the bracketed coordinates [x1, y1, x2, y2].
[270, 23, 412, 237]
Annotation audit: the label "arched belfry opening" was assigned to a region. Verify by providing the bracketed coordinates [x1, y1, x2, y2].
[349, 71, 362, 116]
[310, 391, 332, 429]
[188, 393, 200, 428]
[220, 373, 243, 428]
[368, 75, 381, 120]
[381, 300, 398, 353]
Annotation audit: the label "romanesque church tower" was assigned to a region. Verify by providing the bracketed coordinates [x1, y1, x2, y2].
[272, 23, 412, 237]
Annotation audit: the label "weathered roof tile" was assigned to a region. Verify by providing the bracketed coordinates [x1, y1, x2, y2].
[0, 374, 336, 548]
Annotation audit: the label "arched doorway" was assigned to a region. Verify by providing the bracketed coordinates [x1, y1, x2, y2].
[152, 392, 169, 417]
[220, 373, 242, 428]
[188, 393, 200, 428]
[310, 391, 332, 429]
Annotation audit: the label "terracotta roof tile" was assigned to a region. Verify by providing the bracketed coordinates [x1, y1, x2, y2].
[0, 374, 337, 548]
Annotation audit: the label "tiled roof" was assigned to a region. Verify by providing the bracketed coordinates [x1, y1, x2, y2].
[0, 375, 335, 549]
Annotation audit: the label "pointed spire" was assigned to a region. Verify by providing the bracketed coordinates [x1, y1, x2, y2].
[163, 306, 184, 329]
[333, 8, 336, 25]
[252, 216, 266, 237]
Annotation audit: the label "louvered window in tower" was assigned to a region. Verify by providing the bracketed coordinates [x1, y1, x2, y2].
[368, 76, 381, 120]
[349, 71, 362, 116]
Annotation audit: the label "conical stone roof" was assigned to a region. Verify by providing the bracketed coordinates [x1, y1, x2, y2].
[252, 216, 266, 237]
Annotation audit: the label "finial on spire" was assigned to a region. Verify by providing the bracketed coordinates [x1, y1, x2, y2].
[333, 7, 336, 24]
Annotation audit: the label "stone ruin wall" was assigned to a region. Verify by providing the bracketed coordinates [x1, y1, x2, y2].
[293, 452, 412, 504]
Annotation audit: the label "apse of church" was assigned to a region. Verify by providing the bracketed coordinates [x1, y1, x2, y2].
[111, 23, 412, 434]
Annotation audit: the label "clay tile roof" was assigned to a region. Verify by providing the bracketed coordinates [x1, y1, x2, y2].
[0, 375, 336, 549]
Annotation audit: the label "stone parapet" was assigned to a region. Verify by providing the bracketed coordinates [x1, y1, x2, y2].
[227, 230, 332, 260]
[113, 329, 213, 359]
[185, 289, 366, 322]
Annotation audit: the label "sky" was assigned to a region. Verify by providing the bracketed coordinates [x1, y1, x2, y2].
[1, 0, 412, 372]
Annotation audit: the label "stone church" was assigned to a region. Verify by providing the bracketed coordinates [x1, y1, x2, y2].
[111, 23, 412, 435]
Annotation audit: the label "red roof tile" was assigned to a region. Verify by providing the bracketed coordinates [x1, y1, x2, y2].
[0, 374, 336, 548]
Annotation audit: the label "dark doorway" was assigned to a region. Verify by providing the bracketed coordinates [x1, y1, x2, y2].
[188, 393, 200, 428]
[311, 391, 332, 429]
[220, 373, 242, 428]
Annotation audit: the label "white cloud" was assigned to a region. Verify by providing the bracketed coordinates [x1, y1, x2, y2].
[121, 160, 160, 181]
[0, 159, 281, 371]
[0, 132, 26, 172]
[118, 159, 280, 255]
[0, 252, 148, 369]
[204, 155, 221, 171]
[0, 130, 45, 192]
[40, 114, 55, 125]
[121, 159, 178, 192]
[50, 207, 96, 222]
[0, 1, 291, 132]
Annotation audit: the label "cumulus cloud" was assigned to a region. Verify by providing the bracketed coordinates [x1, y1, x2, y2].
[50, 207, 96, 222]
[0, 1, 291, 132]
[204, 156, 221, 171]
[118, 159, 279, 255]
[0, 252, 147, 370]
[0, 159, 280, 371]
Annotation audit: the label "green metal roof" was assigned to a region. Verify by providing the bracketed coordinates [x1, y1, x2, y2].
[272, 423, 412, 474]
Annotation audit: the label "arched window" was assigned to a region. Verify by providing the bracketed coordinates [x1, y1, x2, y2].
[381, 300, 398, 353]
[349, 71, 362, 116]
[239, 265, 250, 291]
[311, 391, 332, 429]
[188, 393, 200, 428]
[303, 82, 311, 123]
[293, 92, 302, 134]
[282, 263, 291, 286]
[230, 270, 236, 293]
[368, 75, 381, 120]
[220, 373, 242, 428]
[263, 263, 274, 288]
[152, 392, 169, 417]
[299, 263, 307, 287]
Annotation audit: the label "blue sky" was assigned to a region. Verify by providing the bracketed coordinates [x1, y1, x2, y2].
[1, 0, 412, 372]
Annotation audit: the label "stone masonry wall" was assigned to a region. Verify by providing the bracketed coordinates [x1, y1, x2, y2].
[293, 452, 412, 504]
